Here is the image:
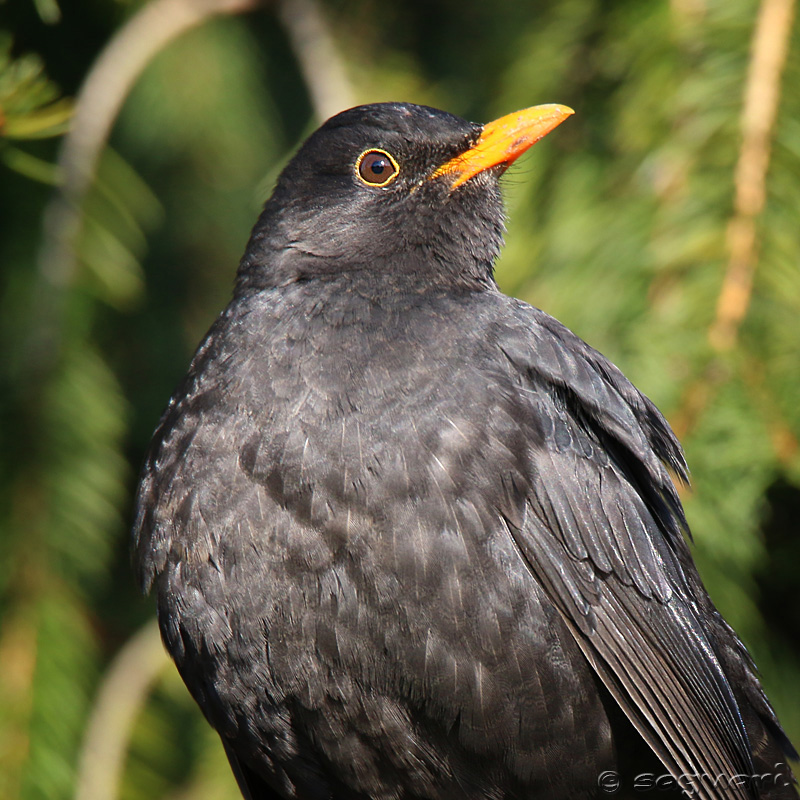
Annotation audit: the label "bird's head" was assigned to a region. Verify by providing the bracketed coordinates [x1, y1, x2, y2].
[238, 102, 573, 294]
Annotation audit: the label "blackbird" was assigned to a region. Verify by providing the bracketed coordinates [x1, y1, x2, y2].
[133, 102, 798, 800]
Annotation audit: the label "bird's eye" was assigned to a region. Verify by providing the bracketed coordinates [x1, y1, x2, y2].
[356, 149, 399, 187]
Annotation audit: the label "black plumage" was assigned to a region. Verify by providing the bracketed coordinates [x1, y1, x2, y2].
[133, 102, 798, 800]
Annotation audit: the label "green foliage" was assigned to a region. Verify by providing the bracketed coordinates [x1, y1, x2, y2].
[1, 1, 798, 798]
[20, 589, 97, 800]
[0, 33, 71, 140]
[0, 32, 71, 183]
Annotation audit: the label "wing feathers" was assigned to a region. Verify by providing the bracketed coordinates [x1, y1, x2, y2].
[497, 304, 765, 799]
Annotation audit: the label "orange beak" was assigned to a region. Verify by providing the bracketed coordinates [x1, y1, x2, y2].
[431, 104, 574, 189]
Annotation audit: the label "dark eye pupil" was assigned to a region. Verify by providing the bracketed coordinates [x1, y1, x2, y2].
[359, 151, 397, 185]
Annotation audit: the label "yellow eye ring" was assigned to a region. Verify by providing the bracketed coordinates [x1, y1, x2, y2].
[355, 149, 400, 187]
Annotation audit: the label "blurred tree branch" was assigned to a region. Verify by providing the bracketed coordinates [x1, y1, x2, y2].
[75, 622, 168, 800]
[33, 0, 259, 381]
[277, 0, 355, 121]
[709, 0, 797, 352]
[671, 0, 796, 441]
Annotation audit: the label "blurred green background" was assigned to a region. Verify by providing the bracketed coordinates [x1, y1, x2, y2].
[1, 0, 799, 798]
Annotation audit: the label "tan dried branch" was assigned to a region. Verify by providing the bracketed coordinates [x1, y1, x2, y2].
[32, 0, 259, 378]
[708, 0, 796, 352]
[74, 621, 169, 800]
[43, 0, 259, 287]
[671, 0, 795, 441]
[277, 0, 355, 121]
